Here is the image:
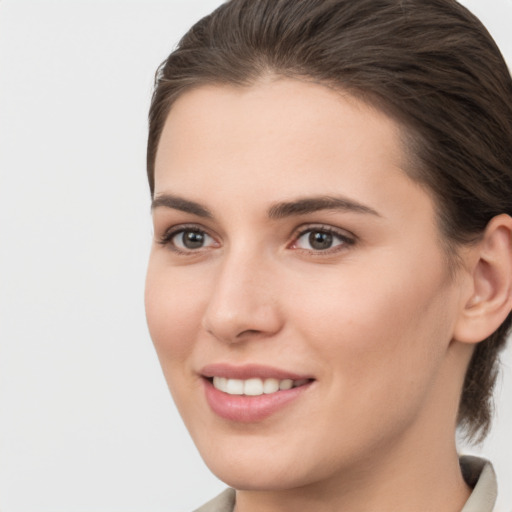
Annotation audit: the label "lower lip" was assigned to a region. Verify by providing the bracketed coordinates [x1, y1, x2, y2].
[203, 379, 312, 423]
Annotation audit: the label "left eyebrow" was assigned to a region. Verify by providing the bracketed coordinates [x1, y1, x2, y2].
[267, 196, 381, 219]
[151, 193, 213, 218]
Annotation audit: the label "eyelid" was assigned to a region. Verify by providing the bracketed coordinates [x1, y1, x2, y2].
[157, 223, 220, 253]
[156, 222, 355, 255]
[288, 223, 356, 252]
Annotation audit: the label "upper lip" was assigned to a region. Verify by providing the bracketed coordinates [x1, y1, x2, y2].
[200, 363, 314, 381]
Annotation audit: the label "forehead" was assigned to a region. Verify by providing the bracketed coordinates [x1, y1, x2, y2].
[154, 78, 409, 195]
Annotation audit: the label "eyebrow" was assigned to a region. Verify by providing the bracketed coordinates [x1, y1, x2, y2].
[267, 196, 380, 219]
[151, 193, 380, 219]
[151, 194, 213, 218]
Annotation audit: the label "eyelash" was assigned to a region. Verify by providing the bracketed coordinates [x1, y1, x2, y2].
[291, 224, 356, 254]
[157, 223, 356, 255]
[158, 224, 217, 255]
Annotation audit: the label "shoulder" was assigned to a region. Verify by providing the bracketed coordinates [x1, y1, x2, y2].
[193, 488, 236, 512]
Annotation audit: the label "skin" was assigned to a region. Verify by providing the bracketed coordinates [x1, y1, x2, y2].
[145, 78, 491, 511]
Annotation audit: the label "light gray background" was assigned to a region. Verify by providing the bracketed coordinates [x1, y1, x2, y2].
[0, 1, 511, 511]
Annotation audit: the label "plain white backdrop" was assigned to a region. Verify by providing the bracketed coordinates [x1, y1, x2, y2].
[0, 1, 511, 511]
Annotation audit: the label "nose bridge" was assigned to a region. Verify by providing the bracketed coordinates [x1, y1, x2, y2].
[202, 243, 281, 342]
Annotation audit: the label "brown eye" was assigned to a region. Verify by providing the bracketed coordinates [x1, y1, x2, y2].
[294, 227, 354, 252]
[171, 229, 215, 250]
[308, 231, 333, 250]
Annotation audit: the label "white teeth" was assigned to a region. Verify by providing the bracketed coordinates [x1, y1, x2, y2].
[212, 376, 227, 392]
[244, 378, 263, 396]
[263, 378, 279, 394]
[225, 378, 244, 395]
[279, 379, 293, 390]
[212, 377, 309, 396]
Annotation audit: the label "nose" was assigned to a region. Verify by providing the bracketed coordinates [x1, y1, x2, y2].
[201, 249, 284, 344]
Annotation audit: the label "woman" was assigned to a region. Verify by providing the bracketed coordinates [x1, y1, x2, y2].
[144, 1, 512, 510]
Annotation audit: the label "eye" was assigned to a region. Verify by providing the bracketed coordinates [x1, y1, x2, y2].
[174, 229, 214, 250]
[292, 226, 354, 252]
[159, 226, 218, 253]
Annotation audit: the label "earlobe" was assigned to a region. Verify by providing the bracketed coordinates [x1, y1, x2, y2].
[454, 214, 512, 344]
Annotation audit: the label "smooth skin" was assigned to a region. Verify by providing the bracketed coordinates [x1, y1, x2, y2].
[145, 78, 512, 512]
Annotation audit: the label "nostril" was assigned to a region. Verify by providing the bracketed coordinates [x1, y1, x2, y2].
[236, 329, 262, 338]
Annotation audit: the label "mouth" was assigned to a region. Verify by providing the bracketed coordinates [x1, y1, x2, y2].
[207, 376, 312, 396]
[200, 364, 315, 422]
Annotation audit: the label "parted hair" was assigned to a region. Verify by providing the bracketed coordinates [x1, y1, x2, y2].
[147, 0, 512, 442]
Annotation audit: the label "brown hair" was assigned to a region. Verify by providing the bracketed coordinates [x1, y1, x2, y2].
[147, 0, 512, 442]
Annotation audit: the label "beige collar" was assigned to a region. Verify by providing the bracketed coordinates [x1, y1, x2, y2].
[460, 455, 497, 512]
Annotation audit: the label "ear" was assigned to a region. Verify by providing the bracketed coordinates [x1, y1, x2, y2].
[454, 214, 512, 344]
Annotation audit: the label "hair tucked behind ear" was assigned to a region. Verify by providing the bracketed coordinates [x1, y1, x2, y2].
[147, 0, 512, 442]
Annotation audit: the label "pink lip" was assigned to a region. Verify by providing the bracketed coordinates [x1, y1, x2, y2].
[200, 364, 314, 423]
[200, 363, 312, 381]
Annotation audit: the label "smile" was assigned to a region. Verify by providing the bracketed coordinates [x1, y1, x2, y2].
[212, 376, 311, 396]
[201, 365, 315, 422]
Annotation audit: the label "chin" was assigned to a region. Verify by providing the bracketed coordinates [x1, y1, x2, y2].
[208, 460, 310, 492]
[202, 446, 289, 488]
[196, 434, 333, 492]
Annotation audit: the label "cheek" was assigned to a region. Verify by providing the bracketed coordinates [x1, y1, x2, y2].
[145, 260, 206, 364]
[291, 255, 456, 391]
[281, 263, 457, 463]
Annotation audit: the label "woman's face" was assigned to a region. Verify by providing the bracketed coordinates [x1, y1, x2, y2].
[145, 79, 467, 491]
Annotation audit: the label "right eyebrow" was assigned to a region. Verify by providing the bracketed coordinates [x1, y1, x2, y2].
[151, 193, 213, 218]
[267, 195, 381, 219]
